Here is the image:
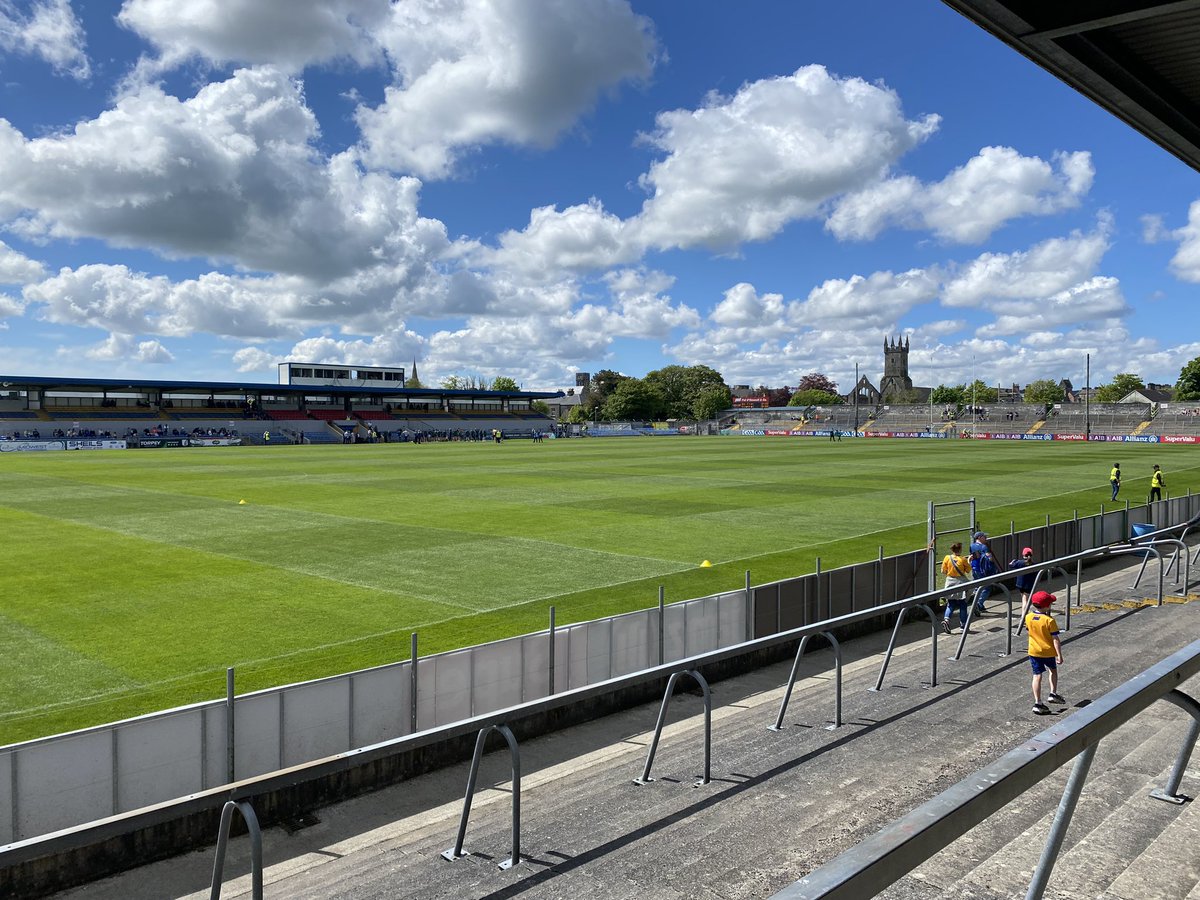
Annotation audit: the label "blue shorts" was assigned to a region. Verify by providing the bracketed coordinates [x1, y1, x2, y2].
[1030, 656, 1057, 674]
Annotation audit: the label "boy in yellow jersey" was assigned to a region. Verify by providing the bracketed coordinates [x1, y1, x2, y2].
[1026, 591, 1064, 715]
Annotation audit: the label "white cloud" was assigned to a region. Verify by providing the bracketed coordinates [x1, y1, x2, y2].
[77, 332, 175, 363]
[827, 148, 1094, 243]
[0, 291, 24, 318]
[356, 0, 657, 179]
[484, 199, 637, 278]
[631, 65, 939, 252]
[979, 276, 1129, 336]
[0, 0, 89, 78]
[0, 239, 45, 284]
[117, 0, 390, 71]
[1166, 200, 1200, 282]
[0, 67, 450, 281]
[231, 346, 278, 373]
[941, 223, 1111, 309]
[796, 269, 940, 327]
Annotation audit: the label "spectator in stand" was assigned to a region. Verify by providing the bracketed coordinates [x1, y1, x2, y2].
[1026, 591, 1064, 715]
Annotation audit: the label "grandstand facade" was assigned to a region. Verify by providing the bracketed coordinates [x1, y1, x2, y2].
[0, 373, 562, 448]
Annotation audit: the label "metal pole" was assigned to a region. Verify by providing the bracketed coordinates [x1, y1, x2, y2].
[548, 606, 556, 696]
[410, 633, 419, 734]
[658, 586, 665, 665]
[226, 667, 235, 784]
[1026, 744, 1098, 899]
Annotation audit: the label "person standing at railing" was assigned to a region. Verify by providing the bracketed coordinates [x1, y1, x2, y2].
[1150, 464, 1165, 502]
[1008, 546, 1037, 616]
[1110, 462, 1121, 500]
[969, 532, 1000, 616]
[1026, 591, 1065, 715]
[940, 542, 973, 635]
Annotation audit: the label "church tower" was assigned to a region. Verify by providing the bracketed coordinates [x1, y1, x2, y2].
[878, 336, 913, 399]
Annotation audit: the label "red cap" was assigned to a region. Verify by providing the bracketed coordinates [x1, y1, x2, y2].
[1031, 590, 1055, 608]
[1022, 547, 1033, 556]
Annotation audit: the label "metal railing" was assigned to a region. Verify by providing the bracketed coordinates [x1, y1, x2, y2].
[770, 638, 1200, 900]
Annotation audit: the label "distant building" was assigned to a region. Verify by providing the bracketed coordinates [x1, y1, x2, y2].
[878, 336, 921, 400]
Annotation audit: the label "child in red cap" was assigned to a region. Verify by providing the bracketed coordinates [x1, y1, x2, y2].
[1026, 591, 1064, 714]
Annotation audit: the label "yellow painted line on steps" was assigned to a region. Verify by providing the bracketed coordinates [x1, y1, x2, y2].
[1101, 602, 1128, 610]
[1027, 421, 1044, 433]
[1131, 421, 1151, 435]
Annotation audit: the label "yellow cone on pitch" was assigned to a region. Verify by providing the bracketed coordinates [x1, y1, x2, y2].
[238, 499, 247, 505]
[700, 559, 713, 568]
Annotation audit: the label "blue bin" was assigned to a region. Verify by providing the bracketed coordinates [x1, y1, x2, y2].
[1131, 522, 1154, 556]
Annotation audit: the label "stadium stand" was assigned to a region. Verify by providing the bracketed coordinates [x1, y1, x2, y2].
[1038, 402, 1150, 436]
[264, 409, 310, 421]
[1145, 404, 1200, 436]
[864, 404, 935, 432]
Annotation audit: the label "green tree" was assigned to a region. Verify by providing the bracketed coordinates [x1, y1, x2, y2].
[795, 372, 839, 394]
[1177, 356, 1200, 401]
[643, 364, 727, 419]
[405, 374, 423, 388]
[490, 376, 520, 392]
[692, 383, 733, 420]
[589, 369, 626, 400]
[602, 378, 667, 421]
[1023, 379, 1064, 405]
[566, 404, 592, 424]
[1094, 373, 1144, 403]
[931, 384, 964, 405]
[530, 400, 551, 417]
[439, 374, 466, 390]
[965, 380, 998, 404]
[788, 389, 842, 407]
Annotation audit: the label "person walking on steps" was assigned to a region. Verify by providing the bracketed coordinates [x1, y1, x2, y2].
[1110, 462, 1121, 501]
[1026, 591, 1065, 715]
[941, 542, 972, 635]
[1150, 464, 1166, 502]
[969, 532, 999, 616]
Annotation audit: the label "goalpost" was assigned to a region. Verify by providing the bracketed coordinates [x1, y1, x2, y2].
[928, 498, 977, 592]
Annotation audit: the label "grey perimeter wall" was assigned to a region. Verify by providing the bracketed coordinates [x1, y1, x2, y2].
[0, 498, 1189, 846]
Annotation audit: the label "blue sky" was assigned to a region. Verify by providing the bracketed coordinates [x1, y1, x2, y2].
[1, 0, 1198, 395]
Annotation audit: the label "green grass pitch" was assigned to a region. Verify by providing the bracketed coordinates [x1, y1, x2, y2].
[1, 436, 1194, 744]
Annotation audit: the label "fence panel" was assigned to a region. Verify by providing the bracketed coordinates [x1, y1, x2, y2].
[0, 751, 11, 844]
[281, 679, 351, 768]
[663, 602, 687, 662]
[779, 576, 807, 630]
[115, 711, 204, 814]
[565, 623, 589, 690]
[850, 561, 876, 612]
[684, 595, 721, 656]
[827, 568, 853, 619]
[585, 619, 614, 684]
[234, 693, 282, 779]
[15, 731, 111, 839]
[752, 584, 779, 638]
[202, 703, 228, 789]
[717, 590, 746, 646]
[429, 651, 472, 727]
[611, 610, 651, 677]
[521, 633, 551, 702]
[472, 639, 524, 714]
[350, 663, 408, 747]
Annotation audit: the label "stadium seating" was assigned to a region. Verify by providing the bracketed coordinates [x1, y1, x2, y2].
[264, 409, 310, 421]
